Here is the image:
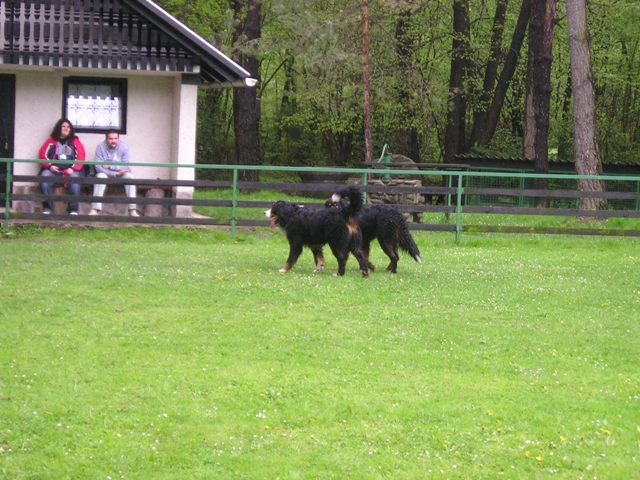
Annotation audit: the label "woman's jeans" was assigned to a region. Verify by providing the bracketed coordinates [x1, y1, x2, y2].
[40, 169, 84, 213]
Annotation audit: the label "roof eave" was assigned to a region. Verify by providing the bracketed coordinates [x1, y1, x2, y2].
[124, 0, 252, 86]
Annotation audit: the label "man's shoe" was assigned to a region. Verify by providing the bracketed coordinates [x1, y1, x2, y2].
[42, 209, 51, 215]
[70, 211, 78, 216]
[88, 209, 100, 216]
[128, 209, 140, 217]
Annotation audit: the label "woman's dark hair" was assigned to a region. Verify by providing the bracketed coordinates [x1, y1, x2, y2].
[50, 118, 77, 141]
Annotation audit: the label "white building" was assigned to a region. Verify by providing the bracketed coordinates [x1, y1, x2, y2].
[0, 0, 253, 215]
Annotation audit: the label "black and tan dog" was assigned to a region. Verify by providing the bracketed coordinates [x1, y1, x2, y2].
[265, 186, 369, 277]
[326, 198, 421, 273]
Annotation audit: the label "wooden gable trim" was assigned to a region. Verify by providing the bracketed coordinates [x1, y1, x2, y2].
[0, 0, 250, 85]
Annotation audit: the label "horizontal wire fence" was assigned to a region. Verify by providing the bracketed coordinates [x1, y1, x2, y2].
[2, 157, 640, 241]
[465, 168, 640, 210]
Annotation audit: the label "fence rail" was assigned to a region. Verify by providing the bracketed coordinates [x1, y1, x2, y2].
[2, 158, 640, 241]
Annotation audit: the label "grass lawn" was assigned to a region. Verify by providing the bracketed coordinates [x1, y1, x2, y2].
[1, 226, 639, 479]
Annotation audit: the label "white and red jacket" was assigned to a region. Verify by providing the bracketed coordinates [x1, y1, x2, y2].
[39, 137, 86, 171]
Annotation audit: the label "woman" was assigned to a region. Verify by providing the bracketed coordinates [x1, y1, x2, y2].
[38, 118, 86, 214]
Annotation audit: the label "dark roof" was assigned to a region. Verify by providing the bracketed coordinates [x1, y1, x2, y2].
[0, 0, 253, 86]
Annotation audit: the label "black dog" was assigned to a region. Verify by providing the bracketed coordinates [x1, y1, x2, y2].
[265, 186, 369, 277]
[326, 200, 421, 273]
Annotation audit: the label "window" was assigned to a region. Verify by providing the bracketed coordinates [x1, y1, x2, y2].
[63, 78, 127, 133]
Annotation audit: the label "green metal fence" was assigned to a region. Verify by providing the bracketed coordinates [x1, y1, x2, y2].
[2, 157, 640, 242]
[464, 167, 640, 210]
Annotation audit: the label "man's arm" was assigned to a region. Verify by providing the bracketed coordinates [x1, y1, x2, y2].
[94, 143, 115, 176]
[117, 143, 132, 173]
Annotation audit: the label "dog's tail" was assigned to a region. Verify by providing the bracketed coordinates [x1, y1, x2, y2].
[398, 220, 422, 263]
[331, 186, 364, 218]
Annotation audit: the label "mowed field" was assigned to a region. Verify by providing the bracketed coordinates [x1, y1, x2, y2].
[1, 226, 639, 479]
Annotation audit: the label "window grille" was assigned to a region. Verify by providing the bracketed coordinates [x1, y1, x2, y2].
[63, 78, 127, 133]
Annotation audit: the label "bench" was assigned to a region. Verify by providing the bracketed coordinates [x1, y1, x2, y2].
[11, 175, 175, 217]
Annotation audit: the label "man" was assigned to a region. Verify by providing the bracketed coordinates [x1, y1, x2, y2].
[89, 130, 139, 216]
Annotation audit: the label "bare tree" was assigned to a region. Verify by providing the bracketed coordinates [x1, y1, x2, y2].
[567, 0, 604, 210]
[393, 1, 420, 162]
[444, 0, 470, 162]
[469, 0, 509, 147]
[232, 0, 262, 182]
[477, 0, 531, 146]
[525, 0, 556, 206]
[362, 0, 373, 165]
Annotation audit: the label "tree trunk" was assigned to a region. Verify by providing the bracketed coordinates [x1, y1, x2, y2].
[394, 2, 420, 162]
[527, 0, 556, 205]
[444, 0, 470, 162]
[567, 0, 604, 210]
[469, 0, 508, 146]
[620, 40, 634, 133]
[278, 50, 305, 165]
[557, 69, 572, 161]
[323, 132, 353, 167]
[232, 0, 261, 182]
[523, 47, 535, 160]
[478, 0, 531, 146]
[362, 0, 373, 165]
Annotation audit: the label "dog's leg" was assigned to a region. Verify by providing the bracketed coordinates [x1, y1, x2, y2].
[362, 240, 375, 271]
[311, 246, 325, 272]
[336, 258, 346, 276]
[379, 239, 399, 273]
[328, 242, 347, 276]
[281, 241, 303, 273]
[351, 247, 370, 277]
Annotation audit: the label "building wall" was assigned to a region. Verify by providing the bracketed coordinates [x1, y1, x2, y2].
[11, 70, 195, 182]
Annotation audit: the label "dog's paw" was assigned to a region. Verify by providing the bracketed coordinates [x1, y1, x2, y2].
[278, 268, 288, 273]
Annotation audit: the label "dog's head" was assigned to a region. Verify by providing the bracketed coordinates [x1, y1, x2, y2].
[324, 198, 343, 210]
[329, 191, 354, 210]
[265, 201, 302, 228]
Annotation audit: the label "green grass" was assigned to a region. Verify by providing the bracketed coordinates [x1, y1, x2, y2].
[1, 227, 639, 479]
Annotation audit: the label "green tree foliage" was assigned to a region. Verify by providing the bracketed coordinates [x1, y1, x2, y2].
[160, 0, 640, 167]
[154, 0, 229, 39]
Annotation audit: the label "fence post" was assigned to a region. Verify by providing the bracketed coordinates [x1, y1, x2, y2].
[361, 171, 369, 203]
[636, 180, 640, 211]
[230, 167, 239, 235]
[3, 159, 12, 235]
[455, 173, 464, 243]
[518, 174, 525, 207]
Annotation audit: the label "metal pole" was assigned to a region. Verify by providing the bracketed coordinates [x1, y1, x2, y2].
[361, 171, 369, 204]
[455, 173, 464, 244]
[518, 174, 525, 207]
[230, 167, 239, 235]
[3, 159, 12, 235]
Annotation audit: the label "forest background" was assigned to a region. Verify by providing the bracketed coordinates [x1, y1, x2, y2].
[154, 0, 640, 174]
